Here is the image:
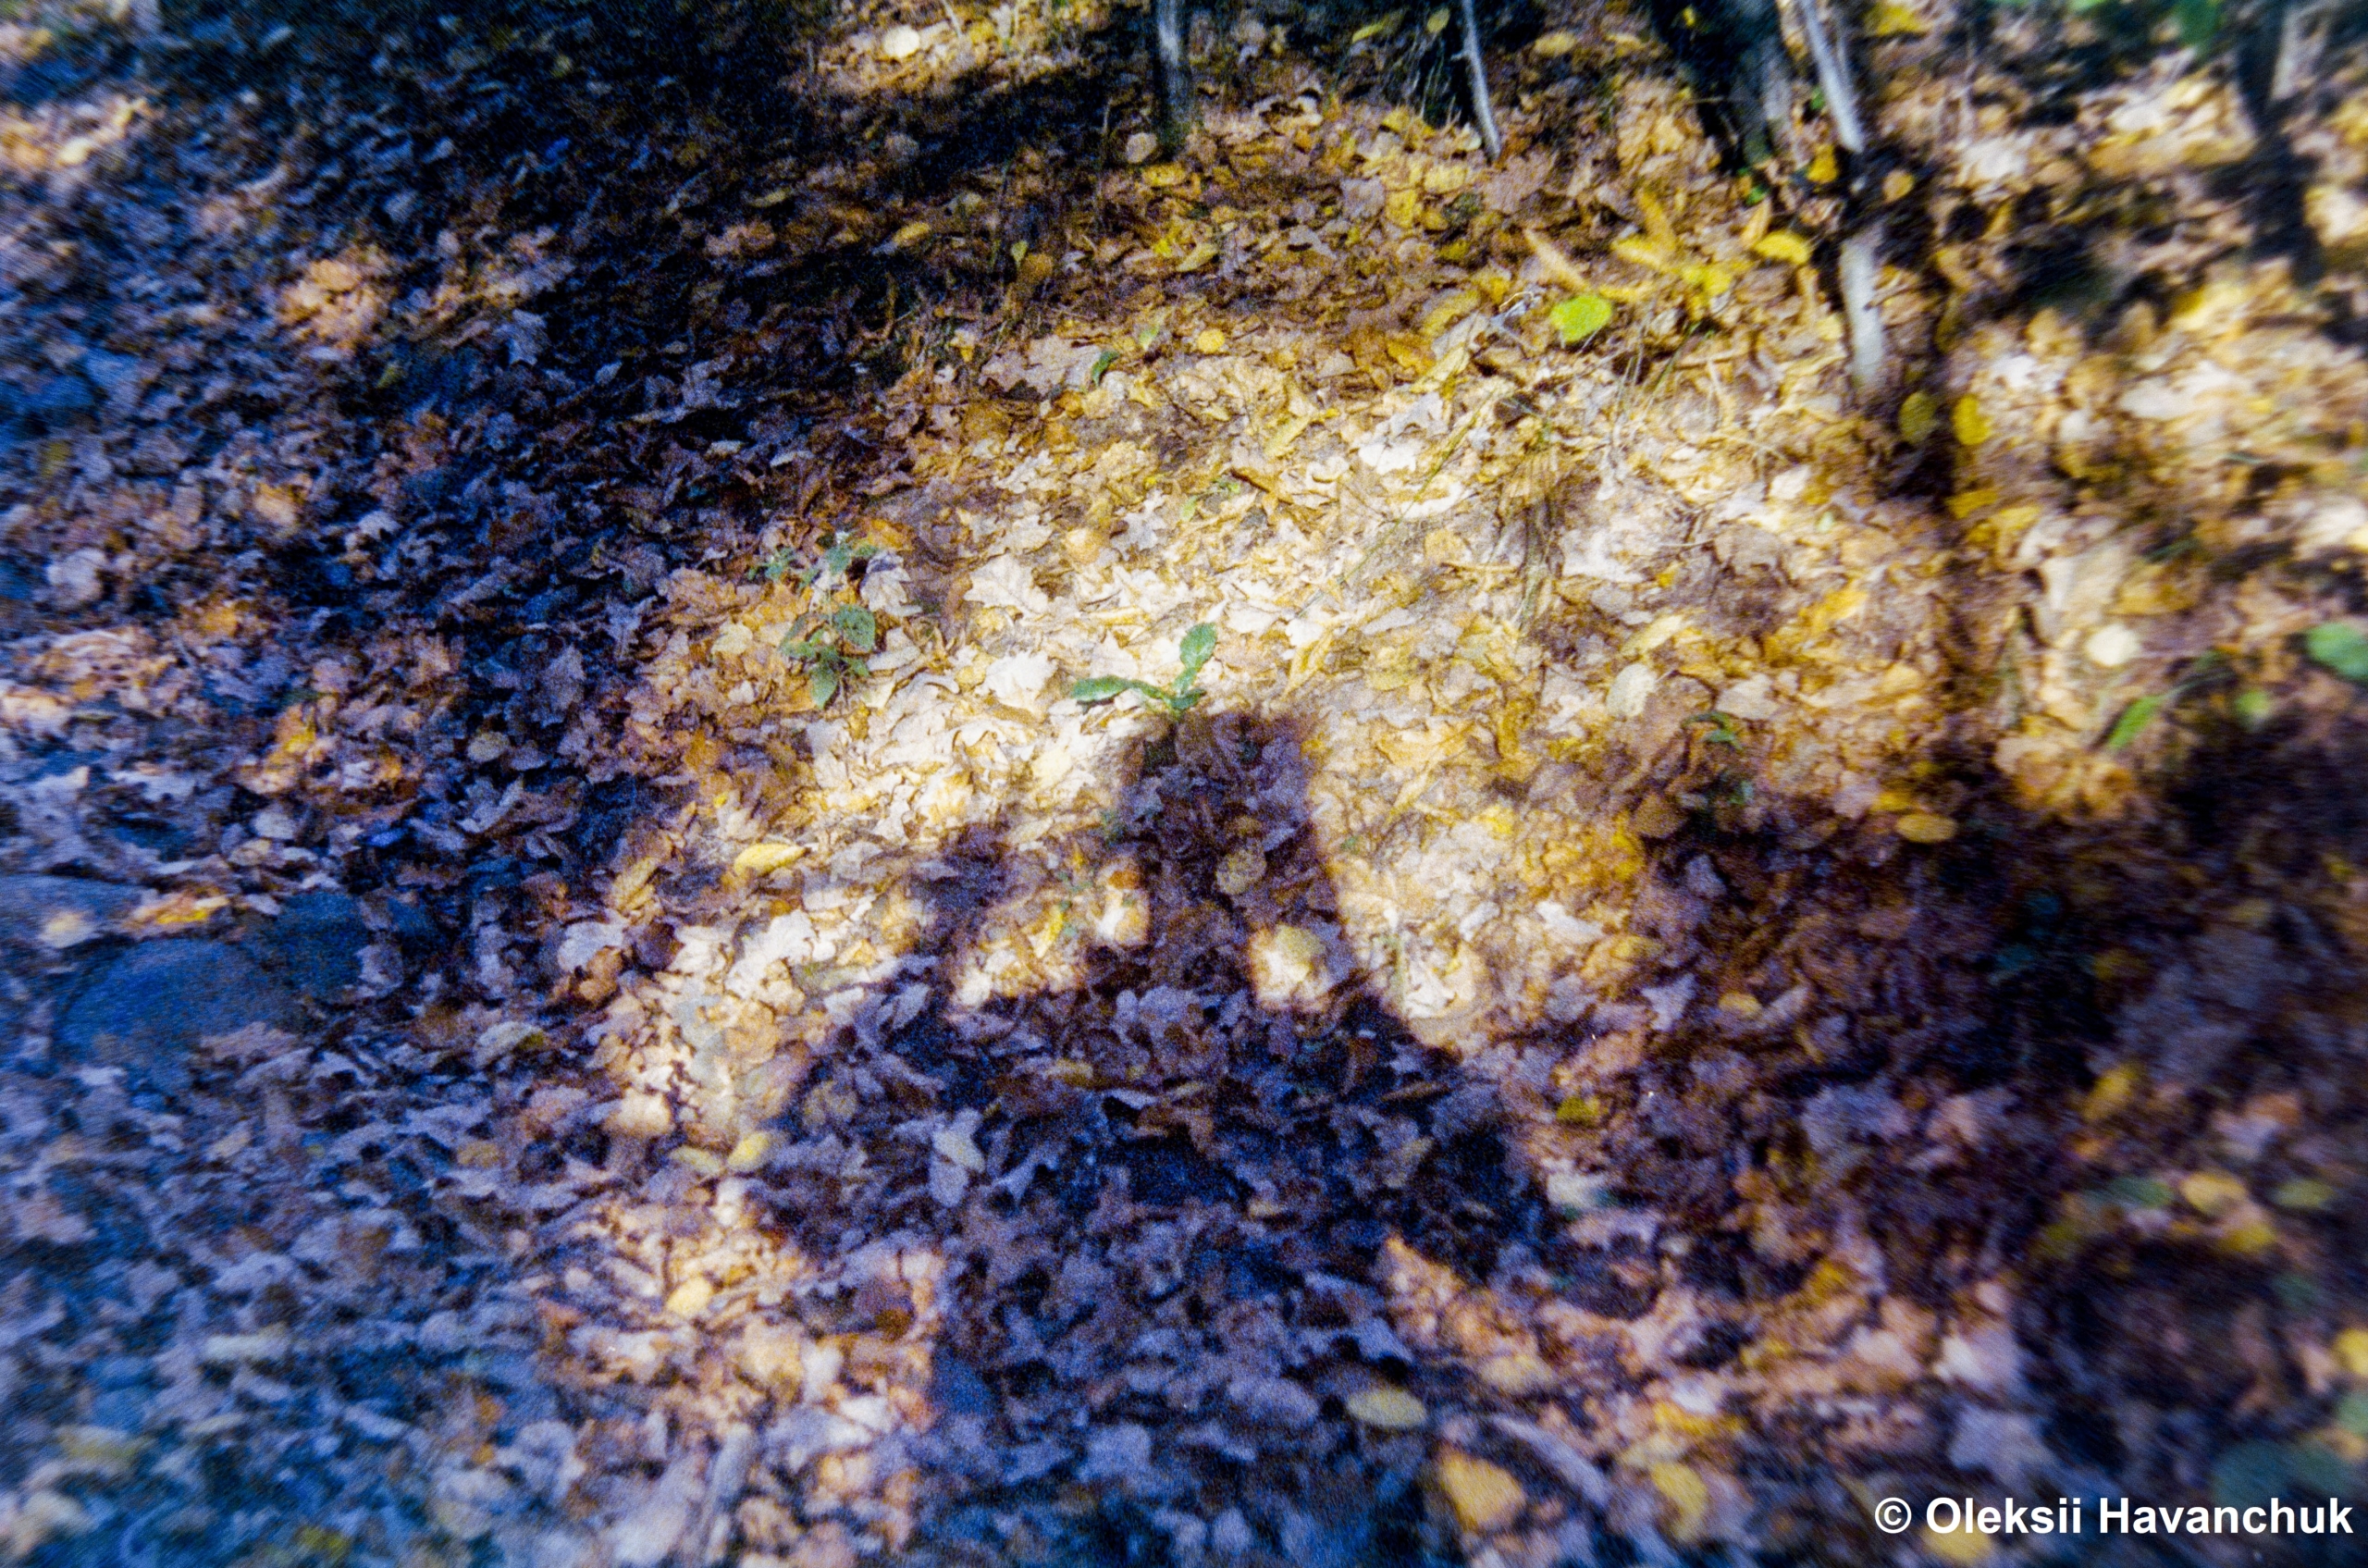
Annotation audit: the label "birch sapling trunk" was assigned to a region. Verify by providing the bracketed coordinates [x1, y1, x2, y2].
[1789, 0, 1884, 396]
[1155, 0, 1193, 154]
[1156, 0, 1501, 162]
[1457, 0, 1503, 162]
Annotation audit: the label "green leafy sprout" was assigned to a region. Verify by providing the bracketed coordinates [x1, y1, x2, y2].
[2103, 650, 2228, 751]
[1072, 623, 1217, 719]
[1683, 710, 1744, 748]
[2305, 622, 2368, 685]
[780, 603, 878, 708]
[752, 531, 879, 588]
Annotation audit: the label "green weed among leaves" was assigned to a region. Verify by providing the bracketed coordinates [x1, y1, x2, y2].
[1683, 710, 1743, 747]
[2305, 622, 2368, 685]
[2103, 692, 2165, 750]
[1073, 623, 1217, 718]
[781, 603, 877, 707]
[2103, 650, 2227, 751]
[752, 531, 879, 588]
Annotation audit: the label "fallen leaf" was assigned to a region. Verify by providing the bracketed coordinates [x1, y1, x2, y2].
[1347, 1386, 1427, 1430]
[1436, 1449, 1524, 1533]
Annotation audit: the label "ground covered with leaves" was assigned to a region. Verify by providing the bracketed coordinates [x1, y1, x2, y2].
[7, 0, 2368, 1563]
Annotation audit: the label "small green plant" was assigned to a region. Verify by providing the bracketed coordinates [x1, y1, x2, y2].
[2103, 691, 2166, 750]
[2103, 650, 2228, 750]
[2305, 622, 2368, 685]
[1683, 710, 1743, 748]
[780, 603, 877, 707]
[1072, 623, 1217, 718]
[752, 531, 879, 588]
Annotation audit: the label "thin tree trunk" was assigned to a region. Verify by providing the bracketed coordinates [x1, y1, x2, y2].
[1457, 0, 1503, 162]
[1788, 0, 1883, 394]
[1156, 0, 1192, 154]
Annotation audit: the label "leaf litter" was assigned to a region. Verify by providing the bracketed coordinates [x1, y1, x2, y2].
[4, 0, 2368, 1565]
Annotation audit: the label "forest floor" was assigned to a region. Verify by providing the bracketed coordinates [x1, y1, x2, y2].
[6, 0, 2368, 1564]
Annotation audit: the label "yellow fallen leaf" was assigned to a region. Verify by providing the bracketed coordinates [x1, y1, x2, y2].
[733, 842, 807, 878]
[2219, 1218, 2278, 1255]
[1678, 261, 1734, 300]
[1635, 188, 1681, 252]
[1800, 585, 1867, 637]
[1141, 163, 1188, 190]
[1532, 29, 1578, 56]
[726, 1130, 775, 1172]
[670, 1145, 723, 1176]
[1437, 1450, 1524, 1533]
[1347, 1386, 1428, 1429]
[2081, 1062, 2142, 1122]
[2180, 1169, 2248, 1218]
[2332, 1327, 2368, 1379]
[1650, 1462, 1710, 1543]
[1954, 393, 1992, 447]
[1523, 228, 1589, 291]
[1193, 327, 1227, 352]
[1752, 230, 1814, 265]
[1420, 288, 1481, 339]
[1807, 146, 1839, 184]
[1385, 186, 1424, 228]
[1895, 811, 1958, 844]
[1924, 1522, 1995, 1564]
[666, 1275, 715, 1318]
[1899, 390, 1940, 445]
[250, 484, 303, 534]
[1476, 1352, 1556, 1394]
[1612, 235, 1676, 274]
[1867, 1, 1927, 35]
[888, 219, 931, 250]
